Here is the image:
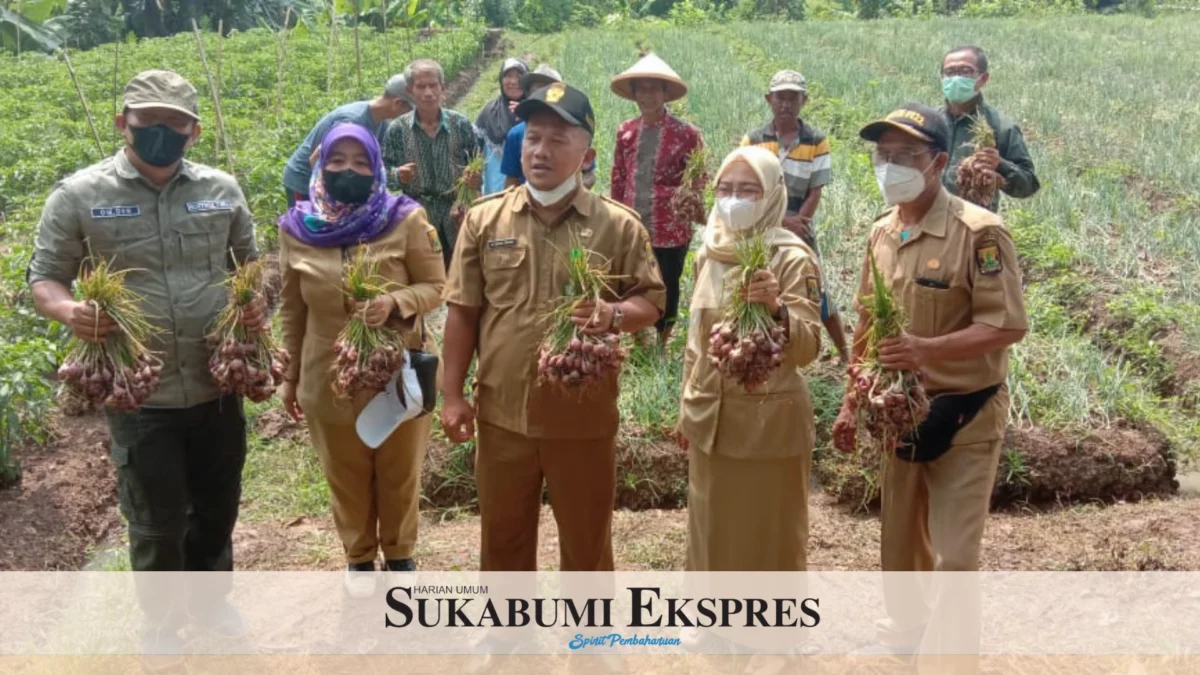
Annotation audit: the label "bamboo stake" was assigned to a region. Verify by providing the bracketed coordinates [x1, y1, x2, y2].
[214, 19, 224, 167]
[275, 6, 293, 126]
[62, 49, 105, 160]
[353, 1, 363, 96]
[190, 19, 234, 174]
[111, 40, 120, 145]
[326, 0, 336, 93]
[382, 0, 390, 75]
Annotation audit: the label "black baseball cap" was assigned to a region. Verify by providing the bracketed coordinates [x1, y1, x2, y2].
[859, 102, 950, 153]
[515, 81, 596, 137]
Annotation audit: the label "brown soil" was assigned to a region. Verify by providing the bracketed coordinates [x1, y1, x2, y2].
[1082, 288, 1200, 401]
[1124, 175, 1176, 216]
[814, 422, 1177, 514]
[443, 28, 504, 108]
[0, 412, 120, 570]
[997, 424, 1176, 506]
[260, 251, 282, 313]
[232, 493, 1200, 572]
[1158, 328, 1200, 404]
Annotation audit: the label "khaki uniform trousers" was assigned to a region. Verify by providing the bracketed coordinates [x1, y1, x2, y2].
[308, 415, 430, 564]
[476, 421, 617, 572]
[876, 430, 1004, 672]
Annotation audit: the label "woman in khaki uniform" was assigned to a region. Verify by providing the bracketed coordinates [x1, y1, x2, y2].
[676, 146, 824, 572]
[277, 123, 445, 596]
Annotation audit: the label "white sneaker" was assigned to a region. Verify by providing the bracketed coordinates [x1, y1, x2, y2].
[344, 561, 378, 599]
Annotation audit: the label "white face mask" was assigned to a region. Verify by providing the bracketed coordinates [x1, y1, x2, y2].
[874, 162, 929, 206]
[526, 172, 579, 207]
[716, 196, 762, 231]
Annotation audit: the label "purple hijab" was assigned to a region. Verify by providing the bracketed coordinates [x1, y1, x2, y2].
[279, 123, 418, 248]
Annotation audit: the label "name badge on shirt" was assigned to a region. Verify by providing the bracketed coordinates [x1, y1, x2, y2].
[487, 238, 517, 249]
[186, 200, 234, 213]
[91, 205, 141, 219]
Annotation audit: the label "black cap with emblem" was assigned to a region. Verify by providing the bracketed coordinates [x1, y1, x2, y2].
[514, 82, 595, 137]
[859, 102, 951, 154]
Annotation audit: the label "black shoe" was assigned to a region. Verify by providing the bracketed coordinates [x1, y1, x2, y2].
[348, 560, 376, 572]
[385, 558, 416, 572]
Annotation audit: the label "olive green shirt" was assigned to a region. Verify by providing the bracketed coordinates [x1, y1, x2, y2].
[27, 150, 258, 409]
[941, 98, 1040, 212]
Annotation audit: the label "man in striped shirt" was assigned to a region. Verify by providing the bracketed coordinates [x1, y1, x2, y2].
[741, 69, 849, 363]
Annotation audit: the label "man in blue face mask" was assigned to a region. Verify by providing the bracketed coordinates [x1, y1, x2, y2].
[940, 45, 1040, 211]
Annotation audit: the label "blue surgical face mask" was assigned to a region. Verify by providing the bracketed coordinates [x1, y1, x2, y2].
[942, 76, 978, 104]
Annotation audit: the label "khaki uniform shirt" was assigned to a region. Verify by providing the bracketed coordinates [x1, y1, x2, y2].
[854, 188, 1027, 443]
[443, 186, 667, 440]
[278, 208, 446, 426]
[678, 244, 825, 458]
[27, 150, 257, 409]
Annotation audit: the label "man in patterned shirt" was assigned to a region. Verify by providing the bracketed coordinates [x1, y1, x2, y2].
[610, 53, 707, 349]
[742, 69, 850, 363]
[382, 58, 480, 270]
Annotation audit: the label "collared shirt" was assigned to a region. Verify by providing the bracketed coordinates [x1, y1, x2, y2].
[741, 118, 832, 214]
[853, 189, 1027, 443]
[610, 113, 706, 248]
[443, 187, 667, 440]
[382, 108, 479, 249]
[281, 100, 384, 194]
[28, 150, 258, 409]
[941, 97, 1040, 211]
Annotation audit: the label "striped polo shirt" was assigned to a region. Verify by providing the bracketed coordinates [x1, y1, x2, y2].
[740, 119, 832, 213]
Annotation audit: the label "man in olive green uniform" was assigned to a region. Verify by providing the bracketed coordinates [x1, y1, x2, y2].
[834, 104, 1028, 664]
[441, 83, 665, 575]
[28, 70, 264, 661]
[940, 45, 1039, 211]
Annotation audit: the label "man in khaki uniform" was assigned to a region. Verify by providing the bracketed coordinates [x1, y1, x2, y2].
[833, 104, 1027, 662]
[27, 71, 263, 663]
[440, 83, 666, 575]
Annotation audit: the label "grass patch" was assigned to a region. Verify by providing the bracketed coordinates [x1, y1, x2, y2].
[241, 402, 330, 521]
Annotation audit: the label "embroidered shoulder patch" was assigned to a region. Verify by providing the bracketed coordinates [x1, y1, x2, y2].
[427, 227, 443, 253]
[975, 238, 1002, 275]
[644, 239, 657, 269]
[805, 275, 822, 304]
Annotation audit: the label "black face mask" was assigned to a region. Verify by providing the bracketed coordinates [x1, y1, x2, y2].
[323, 169, 375, 204]
[129, 124, 191, 168]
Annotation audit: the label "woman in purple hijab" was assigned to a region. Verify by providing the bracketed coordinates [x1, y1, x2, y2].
[277, 123, 446, 597]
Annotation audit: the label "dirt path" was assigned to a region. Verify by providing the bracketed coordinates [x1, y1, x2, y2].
[233, 493, 1200, 572]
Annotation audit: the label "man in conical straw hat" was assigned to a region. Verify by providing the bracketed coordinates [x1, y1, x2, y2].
[610, 52, 707, 352]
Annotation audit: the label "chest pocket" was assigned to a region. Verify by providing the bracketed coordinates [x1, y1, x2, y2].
[482, 244, 529, 308]
[172, 217, 230, 287]
[85, 213, 158, 269]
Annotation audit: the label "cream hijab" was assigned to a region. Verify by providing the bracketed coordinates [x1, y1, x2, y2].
[690, 146, 807, 320]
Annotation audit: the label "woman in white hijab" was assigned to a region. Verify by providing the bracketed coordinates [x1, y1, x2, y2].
[676, 145, 825, 572]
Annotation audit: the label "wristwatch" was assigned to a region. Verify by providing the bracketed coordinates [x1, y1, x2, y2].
[610, 304, 625, 333]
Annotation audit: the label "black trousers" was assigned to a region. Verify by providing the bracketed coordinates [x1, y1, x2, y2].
[106, 395, 247, 628]
[653, 245, 689, 333]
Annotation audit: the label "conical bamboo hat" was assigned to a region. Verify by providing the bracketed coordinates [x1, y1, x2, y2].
[610, 52, 688, 103]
